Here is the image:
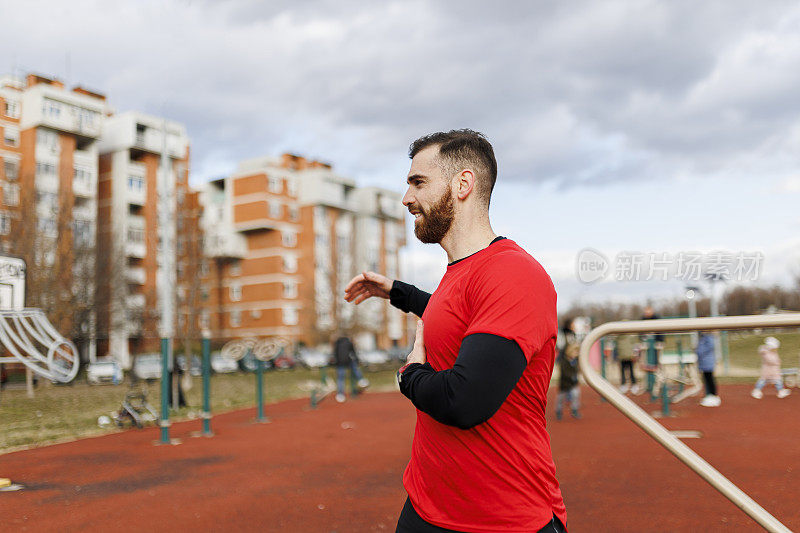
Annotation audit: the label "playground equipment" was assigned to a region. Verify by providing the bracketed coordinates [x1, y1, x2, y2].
[114, 387, 159, 429]
[309, 367, 336, 408]
[579, 314, 800, 533]
[221, 336, 289, 422]
[1, 255, 79, 491]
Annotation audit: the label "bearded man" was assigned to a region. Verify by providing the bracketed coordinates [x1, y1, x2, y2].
[344, 130, 567, 533]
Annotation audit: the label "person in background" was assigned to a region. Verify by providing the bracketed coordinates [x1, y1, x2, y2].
[331, 333, 369, 403]
[751, 337, 790, 399]
[615, 334, 640, 395]
[556, 320, 581, 420]
[697, 332, 721, 407]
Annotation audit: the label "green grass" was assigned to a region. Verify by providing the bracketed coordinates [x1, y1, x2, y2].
[726, 330, 800, 369]
[0, 367, 400, 452]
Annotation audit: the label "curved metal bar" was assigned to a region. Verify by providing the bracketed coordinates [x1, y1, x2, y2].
[29, 310, 78, 364]
[579, 314, 800, 533]
[0, 309, 79, 383]
[0, 315, 56, 381]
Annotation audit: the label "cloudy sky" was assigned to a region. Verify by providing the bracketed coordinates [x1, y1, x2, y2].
[3, 0, 800, 310]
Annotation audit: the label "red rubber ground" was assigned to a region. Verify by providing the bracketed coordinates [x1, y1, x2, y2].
[1, 384, 797, 532]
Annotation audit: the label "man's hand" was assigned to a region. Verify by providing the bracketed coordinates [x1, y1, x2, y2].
[406, 320, 427, 365]
[344, 271, 393, 305]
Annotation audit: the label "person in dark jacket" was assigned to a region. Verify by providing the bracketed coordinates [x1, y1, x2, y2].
[556, 321, 581, 420]
[331, 334, 369, 402]
[696, 333, 720, 407]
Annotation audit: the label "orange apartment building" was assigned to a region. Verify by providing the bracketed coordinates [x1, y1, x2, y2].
[0, 73, 106, 361]
[1, 71, 408, 367]
[199, 154, 408, 351]
[97, 112, 193, 368]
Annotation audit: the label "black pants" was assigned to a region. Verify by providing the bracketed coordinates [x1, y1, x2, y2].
[620, 360, 636, 385]
[396, 498, 567, 533]
[702, 371, 717, 396]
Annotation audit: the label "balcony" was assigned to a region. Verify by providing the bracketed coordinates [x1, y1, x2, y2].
[36, 173, 60, 194]
[126, 267, 146, 285]
[126, 163, 147, 205]
[73, 176, 95, 198]
[125, 241, 146, 258]
[126, 293, 146, 309]
[72, 203, 96, 221]
[204, 232, 247, 260]
[133, 127, 186, 159]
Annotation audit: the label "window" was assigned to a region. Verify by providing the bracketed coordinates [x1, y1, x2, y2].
[36, 161, 58, 176]
[286, 178, 298, 197]
[282, 231, 297, 247]
[283, 281, 297, 299]
[73, 219, 92, 246]
[37, 191, 58, 211]
[4, 126, 19, 147]
[37, 128, 59, 151]
[230, 283, 242, 302]
[74, 167, 92, 186]
[288, 205, 299, 222]
[283, 255, 297, 273]
[199, 309, 210, 329]
[42, 99, 61, 119]
[127, 175, 145, 193]
[199, 260, 209, 277]
[127, 227, 145, 243]
[38, 218, 57, 238]
[3, 184, 19, 206]
[282, 306, 298, 326]
[177, 188, 185, 205]
[230, 261, 241, 276]
[201, 286, 209, 301]
[268, 176, 282, 194]
[269, 200, 282, 219]
[230, 309, 241, 327]
[0, 211, 10, 235]
[4, 99, 20, 118]
[4, 160, 18, 181]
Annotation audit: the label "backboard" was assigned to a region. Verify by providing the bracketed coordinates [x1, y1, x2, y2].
[0, 255, 26, 310]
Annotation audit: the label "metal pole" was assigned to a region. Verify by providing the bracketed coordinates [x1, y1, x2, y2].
[255, 356, 267, 423]
[579, 314, 799, 533]
[159, 337, 171, 444]
[201, 330, 212, 436]
[156, 116, 177, 445]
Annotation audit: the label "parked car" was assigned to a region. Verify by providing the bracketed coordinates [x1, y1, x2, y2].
[177, 355, 202, 376]
[358, 350, 390, 366]
[296, 348, 330, 368]
[133, 353, 162, 381]
[210, 352, 238, 374]
[86, 360, 123, 385]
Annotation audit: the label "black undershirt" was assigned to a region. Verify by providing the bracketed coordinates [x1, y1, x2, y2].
[389, 236, 527, 430]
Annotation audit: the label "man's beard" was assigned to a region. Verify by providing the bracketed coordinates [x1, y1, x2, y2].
[414, 190, 455, 244]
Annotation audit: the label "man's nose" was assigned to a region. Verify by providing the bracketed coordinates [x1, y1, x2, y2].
[402, 188, 414, 207]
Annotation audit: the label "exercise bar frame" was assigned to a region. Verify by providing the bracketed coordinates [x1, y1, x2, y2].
[579, 313, 799, 533]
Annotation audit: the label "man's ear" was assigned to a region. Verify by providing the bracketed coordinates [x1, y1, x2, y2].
[455, 169, 475, 200]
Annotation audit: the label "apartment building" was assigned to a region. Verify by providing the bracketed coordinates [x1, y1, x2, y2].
[0, 73, 106, 360]
[97, 112, 191, 368]
[199, 154, 407, 351]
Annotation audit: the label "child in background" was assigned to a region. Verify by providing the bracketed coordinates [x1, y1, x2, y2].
[751, 337, 791, 399]
[697, 332, 721, 407]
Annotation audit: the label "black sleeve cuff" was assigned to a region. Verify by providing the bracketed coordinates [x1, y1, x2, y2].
[389, 280, 431, 317]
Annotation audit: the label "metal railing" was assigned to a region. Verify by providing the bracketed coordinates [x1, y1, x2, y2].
[579, 314, 800, 533]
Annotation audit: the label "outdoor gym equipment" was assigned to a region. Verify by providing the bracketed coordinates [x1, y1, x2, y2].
[579, 313, 800, 533]
[221, 336, 288, 423]
[0, 309, 79, 383]
[1, 255, 78, 491]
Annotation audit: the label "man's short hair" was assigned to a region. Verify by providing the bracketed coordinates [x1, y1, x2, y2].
[409, 129, 498, 206]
